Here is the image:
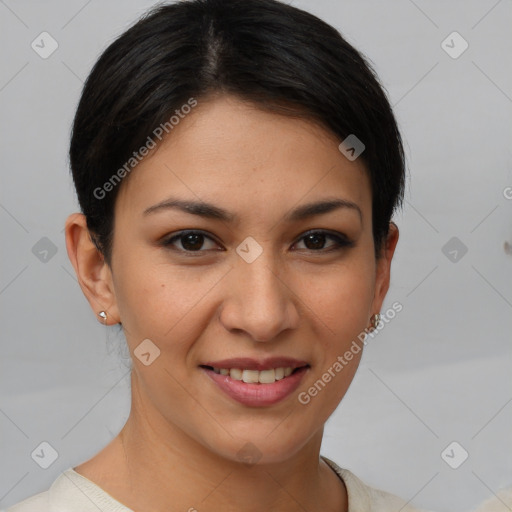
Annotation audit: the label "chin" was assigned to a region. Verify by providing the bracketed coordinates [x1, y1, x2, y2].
[207, 429, 313, 467]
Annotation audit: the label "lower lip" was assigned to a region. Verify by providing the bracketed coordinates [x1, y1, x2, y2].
[201, 366, 309, 407]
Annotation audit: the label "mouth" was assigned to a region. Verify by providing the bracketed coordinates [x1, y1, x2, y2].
[199, 358, 310, 407]
[199, 365, 309, 384]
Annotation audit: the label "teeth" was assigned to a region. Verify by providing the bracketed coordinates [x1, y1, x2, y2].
[230, 368, 243, 380]
[211, 366, 299, 383]
[242, 370, 259, 383]
[258, 369, 275, 384]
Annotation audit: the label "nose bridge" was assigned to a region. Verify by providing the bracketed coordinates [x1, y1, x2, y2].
[222, 240, 298, 341]
[240, 249, 281, 303]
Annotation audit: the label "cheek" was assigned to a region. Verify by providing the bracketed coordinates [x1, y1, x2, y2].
[295, 265, 371, 420]
[113, 265, 166, 337]
[112, 256, 220, 354]
[298, 258, 375, 343]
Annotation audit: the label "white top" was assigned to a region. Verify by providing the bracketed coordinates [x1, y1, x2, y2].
[4, 456, 426, 511]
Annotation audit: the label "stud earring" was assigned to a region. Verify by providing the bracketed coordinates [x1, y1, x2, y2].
[370, 313, 381, 330]
[98, 311, 107, 324]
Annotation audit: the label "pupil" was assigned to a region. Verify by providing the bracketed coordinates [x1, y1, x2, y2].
[183, 233, 203, 251]
[305, 233, 325, 250]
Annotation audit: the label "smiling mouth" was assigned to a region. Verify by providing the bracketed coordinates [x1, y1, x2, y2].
[199, 365, 310, 384]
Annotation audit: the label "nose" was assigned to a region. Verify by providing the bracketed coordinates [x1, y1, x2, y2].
[219, 249, 301, 342]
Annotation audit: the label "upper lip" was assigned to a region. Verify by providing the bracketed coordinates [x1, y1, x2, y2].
[200, 357, 310, 371]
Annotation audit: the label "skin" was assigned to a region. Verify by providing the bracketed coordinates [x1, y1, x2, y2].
[65, 94, 399, 512]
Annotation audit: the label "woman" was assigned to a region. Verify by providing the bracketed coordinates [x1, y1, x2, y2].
[6, 0, 426, 510]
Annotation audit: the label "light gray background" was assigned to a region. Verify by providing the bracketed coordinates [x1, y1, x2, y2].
[1, 1, 511, 511]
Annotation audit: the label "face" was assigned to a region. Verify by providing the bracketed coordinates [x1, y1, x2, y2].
[86, 95, 396, 463]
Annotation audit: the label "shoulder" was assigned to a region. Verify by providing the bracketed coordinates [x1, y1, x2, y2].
[3, 467, 131, 512]
[3, 486, 50, 512]
[321, 456, 430, 512]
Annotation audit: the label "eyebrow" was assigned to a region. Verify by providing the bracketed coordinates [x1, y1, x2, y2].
[143, 197, 362, 223]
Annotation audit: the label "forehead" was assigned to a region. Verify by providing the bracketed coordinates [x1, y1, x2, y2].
[115, 95, 371, 223]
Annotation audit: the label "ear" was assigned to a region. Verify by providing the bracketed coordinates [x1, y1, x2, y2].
[370, 221, 399, 315]
[64, 213, 120, 325]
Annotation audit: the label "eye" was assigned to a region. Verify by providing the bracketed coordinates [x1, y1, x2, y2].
[162, 229, 353, 255]
[163, 230, 221, 252]
[292, 230, 354, 252]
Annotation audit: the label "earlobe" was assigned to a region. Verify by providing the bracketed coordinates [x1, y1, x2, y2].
[64, 213, 120, 324]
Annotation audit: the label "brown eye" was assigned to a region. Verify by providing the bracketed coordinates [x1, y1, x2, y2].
[180, 233, 205, 251]
[303, 232, 327, 250]
[163, 231, 220, 252]
[293, 230, 353, 252]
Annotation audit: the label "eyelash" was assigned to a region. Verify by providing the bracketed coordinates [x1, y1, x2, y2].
[162, 229, 354, 255]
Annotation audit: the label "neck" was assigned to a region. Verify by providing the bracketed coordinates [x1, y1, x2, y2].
[79, 373, 348, 512]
